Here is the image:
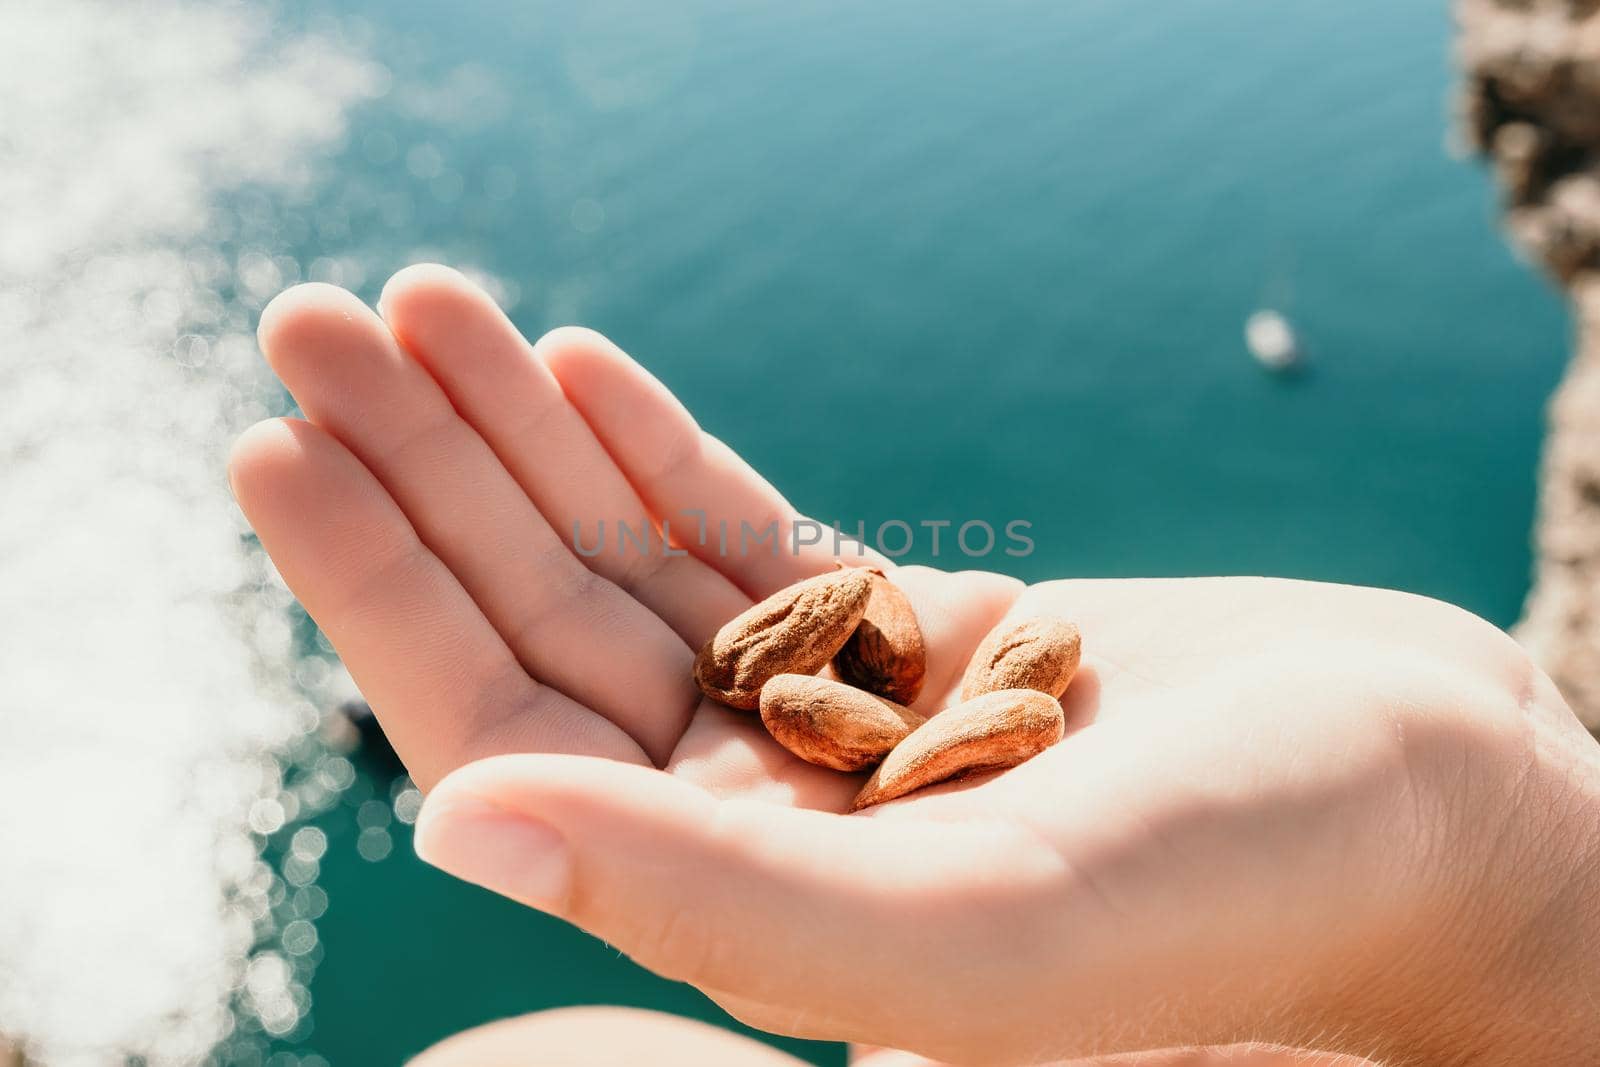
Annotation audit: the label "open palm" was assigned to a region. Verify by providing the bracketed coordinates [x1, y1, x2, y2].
[230, 266, 1028, 805]
[232, 267, 1584, 1066]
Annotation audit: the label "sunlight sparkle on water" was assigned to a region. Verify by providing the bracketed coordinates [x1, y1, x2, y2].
[0, 2, 380, 1062]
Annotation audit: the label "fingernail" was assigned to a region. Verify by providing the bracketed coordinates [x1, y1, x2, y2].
[414, 794, 571, 910]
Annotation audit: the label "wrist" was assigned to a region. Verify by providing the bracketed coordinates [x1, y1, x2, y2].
[1387, 701, 1600, 1065]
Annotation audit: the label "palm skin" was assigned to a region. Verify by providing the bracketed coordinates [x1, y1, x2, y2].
[230, 266, 1600, 1067]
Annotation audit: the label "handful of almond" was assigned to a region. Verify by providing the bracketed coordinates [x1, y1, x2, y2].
[693, 566, 1081, 810]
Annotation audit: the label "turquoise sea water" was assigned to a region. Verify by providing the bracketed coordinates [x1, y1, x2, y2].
[267, 2, 1569, 1063]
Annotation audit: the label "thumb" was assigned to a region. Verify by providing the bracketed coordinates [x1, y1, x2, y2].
[413, 754, 1062, 1051]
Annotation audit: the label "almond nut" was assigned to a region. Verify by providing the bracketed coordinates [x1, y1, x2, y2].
[694, 567, 875, 710]
[760, 674, 925, 771]
[851, 689, 1065, 810]
[959, 616, 1082, 701]
[832, 570, 926, 706]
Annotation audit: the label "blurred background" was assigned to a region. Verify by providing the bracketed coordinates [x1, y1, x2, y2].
[1, 1, 1587, 1064]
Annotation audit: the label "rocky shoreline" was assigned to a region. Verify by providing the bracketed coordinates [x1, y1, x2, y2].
[1458, 0, 1600, 731]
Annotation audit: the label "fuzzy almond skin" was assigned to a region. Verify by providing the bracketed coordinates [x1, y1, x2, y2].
[693, 568, 875, 709]
[760, 674, 925, 771]
[959, 616, 1082, 701]
[832, 570, 927, 706]
[851, 689, 1065, 811]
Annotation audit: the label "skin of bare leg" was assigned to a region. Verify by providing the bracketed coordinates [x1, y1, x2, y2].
[229, 267, 1600, 1067]
[406, 1006, 813, 1066]
[405, 1012, 1366, 1067]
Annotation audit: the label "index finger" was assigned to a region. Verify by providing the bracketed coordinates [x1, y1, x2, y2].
[229, 418, 649, 789]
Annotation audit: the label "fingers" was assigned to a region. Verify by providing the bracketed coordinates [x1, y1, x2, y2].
[257, 284, 695, 765]
[413, 754, 1066, 1060]
[377, 266, 749, 649]
[539, 328, 874, 598]
[227, 419, 648, 788]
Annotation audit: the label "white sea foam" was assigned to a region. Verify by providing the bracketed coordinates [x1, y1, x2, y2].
[0, 2, 381, 1062]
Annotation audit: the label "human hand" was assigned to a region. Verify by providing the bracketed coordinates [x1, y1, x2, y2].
[230, 267, 1600, 1066]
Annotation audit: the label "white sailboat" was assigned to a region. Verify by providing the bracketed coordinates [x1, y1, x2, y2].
[1245, 309, 1300, 371]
